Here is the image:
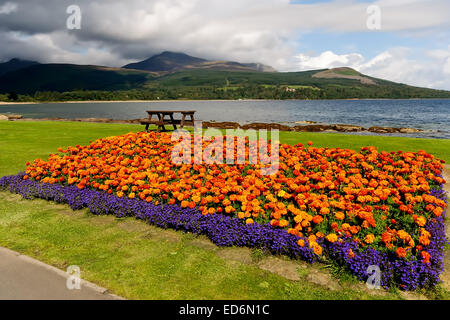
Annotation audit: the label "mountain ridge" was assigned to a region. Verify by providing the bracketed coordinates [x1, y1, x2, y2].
[0, 58, 40, 77]
[0, 52, 449, 100]
[122, 51, 277, 73]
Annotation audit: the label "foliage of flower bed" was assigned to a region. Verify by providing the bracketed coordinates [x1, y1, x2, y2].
[1, 131, 448, 290]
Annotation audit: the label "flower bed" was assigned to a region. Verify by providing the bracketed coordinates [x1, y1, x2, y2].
[1, 131, 448, 290]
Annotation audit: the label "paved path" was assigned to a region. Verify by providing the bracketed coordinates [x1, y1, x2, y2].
[440, 165, 450, 291]
[0, 247, 122, 300]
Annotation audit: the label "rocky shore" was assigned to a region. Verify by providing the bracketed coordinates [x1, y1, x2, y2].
[0, 114, 423, 134]
[202, 121, 423, 134]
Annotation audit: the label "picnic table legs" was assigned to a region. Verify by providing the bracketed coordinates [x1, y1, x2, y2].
[145, 113, 154, 132]
[143, 111, 195, 132]
[181, 114, 186, 129]
[180, 113, 194, 129]
[156, 113, 167, 133]
[169, 114, 177, 130]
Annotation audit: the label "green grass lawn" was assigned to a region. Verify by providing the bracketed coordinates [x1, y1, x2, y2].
[279, 131, 450, 164]
[0, 120, 448, 300]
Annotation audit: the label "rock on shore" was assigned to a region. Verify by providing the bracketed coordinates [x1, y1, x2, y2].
[240, 122, 292, 131]
[0, 114, 23, 120]
[331, 124, 366, 132]
[292, 124, 333, 132]
[202, 121, 240, 129]
[368, 126, 422, 134]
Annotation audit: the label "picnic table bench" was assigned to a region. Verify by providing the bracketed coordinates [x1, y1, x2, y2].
[140, 110, 196, 132]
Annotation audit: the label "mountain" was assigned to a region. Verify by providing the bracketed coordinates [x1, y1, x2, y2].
[0, 52, 449, 99]
[0, 58, 40, 76]
[123, 51, 206, 72]
[0, 64, 154, 93]
[123, 51, 277, 73]
[312, 67, 377, 85]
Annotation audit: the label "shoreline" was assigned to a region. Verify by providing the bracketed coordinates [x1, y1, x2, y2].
[1, 99, 270, 105]
[1, 97, 450, 105]
[0, 115, 439, 138]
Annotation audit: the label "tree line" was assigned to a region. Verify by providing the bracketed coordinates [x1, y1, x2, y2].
[1, 84, 449, 102]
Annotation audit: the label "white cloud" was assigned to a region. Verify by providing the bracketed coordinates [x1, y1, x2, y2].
[0, 1, 17, 14]
[293, 47, 450, 90]
[294, 51, 365, 70]
[444, 58, 450, 75]
[362, 47, 450, 90]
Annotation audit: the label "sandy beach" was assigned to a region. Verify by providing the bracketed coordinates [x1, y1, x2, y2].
[0, 101, 39, 105]
[0, 99, 270, 105]
[1, 98, 448, 106]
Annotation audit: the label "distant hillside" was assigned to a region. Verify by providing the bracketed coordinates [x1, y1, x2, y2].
[0, 58, 39, 76]
[0, 64, 154, 93]
[147, 67, 395, 88]
[312, 67, 376, 85]
[123, 51, 276, 73]
[0, 52, 449, 100]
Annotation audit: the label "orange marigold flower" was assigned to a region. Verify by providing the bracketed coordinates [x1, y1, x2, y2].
[350, 226, 359, 234]
[335, 211, 345, 220]
[312, 244, 322, 255]
[308, 234, 317, 243]
[421, 251, 431, 264]
[312, 215, 323, 224]
[181, 200, 189, 208]
[325, 233, 338, 243]
[364, 234, 375, 244]
[348, 249, 355, 258]
[395, 247, 407, 258]
[279, 219, 288, 228]
[433, 207, 443, 217]
[419, 235, 430, 246]
[415, 216, 426, 227]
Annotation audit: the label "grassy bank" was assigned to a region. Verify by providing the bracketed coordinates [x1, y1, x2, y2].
[0, 120, 448, 299]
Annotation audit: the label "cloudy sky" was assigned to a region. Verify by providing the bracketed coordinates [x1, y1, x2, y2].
[0, 0, 449, 89]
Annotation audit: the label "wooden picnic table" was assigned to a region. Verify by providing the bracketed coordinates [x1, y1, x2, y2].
[140, 110, 196, 132]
